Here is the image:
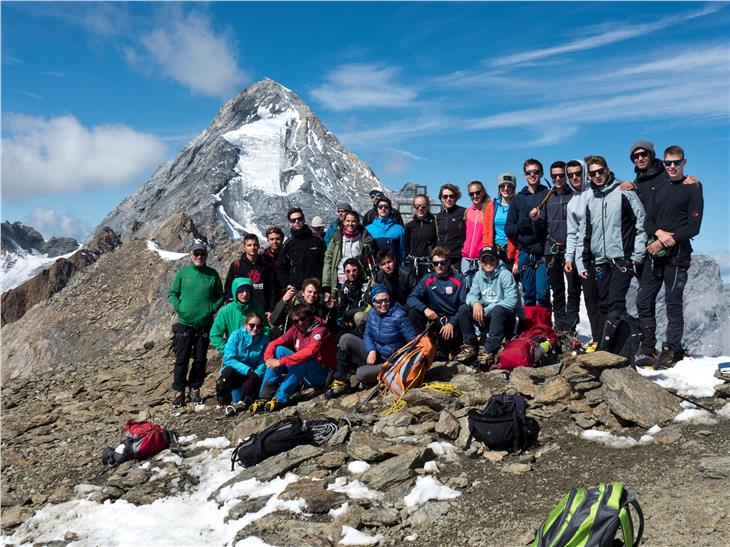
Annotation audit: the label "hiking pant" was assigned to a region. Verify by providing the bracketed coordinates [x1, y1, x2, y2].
[215, 368, 261, 405]
[481, 305, 517, 354]
[408, 303, 476, 348]
[336, 333, 386, 386]
[460, 257, 480, 290]
[259, 346, 329, 404]
[594, 262, 634, 342]
[546, 253, 581, 332]
[580, 269, 601, 342]
[519, 250, 550, 307]
[637, 261, 688, 353]
[172, 323, 209, 392]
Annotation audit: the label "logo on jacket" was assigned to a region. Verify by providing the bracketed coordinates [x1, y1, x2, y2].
[314, 333, 322, 341]
[445, 286, 454, 295]
[248, 270, 262, 283]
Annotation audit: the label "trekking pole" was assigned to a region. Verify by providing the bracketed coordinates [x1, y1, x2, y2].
[664, 389, 717, 414]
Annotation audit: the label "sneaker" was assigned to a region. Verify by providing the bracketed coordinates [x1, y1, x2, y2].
[453, 345, 478, 363]
[635, 353, 656, 369]
[324, 379, 350, 400]
[264, 397, 282, 412]
[189, 388, 203, 405]
[584, 341, 598, 353]
[654, 346, 680, 370]
[172, 391, 185, 408]
[477, 348, 495, 369]
[249, 399, 267, 415]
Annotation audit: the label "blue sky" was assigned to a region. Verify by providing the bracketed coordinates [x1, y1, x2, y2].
[2, 2, 729, 268]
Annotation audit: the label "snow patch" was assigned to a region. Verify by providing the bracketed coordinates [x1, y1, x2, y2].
[193, 437, 231, 449]
[328, 501, 349, 518]
[340, 526, 383, 545]
[580, 429, 649, 449]
[427, 441, 457, 459]
[146, 240, 187, 261]
[674, 408, 718, 426]
[327, 477, 382, 500]
[637, 356, 726, 397]
[423, 460, 439, 473]
[347, 461, 371, 474]
[646, 425, 662, 435]
[403, 476, 461, 507]
[1, 246, 80, 291]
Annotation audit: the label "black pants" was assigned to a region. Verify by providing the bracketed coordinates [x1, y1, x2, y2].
[479, 305, 517, 354]
[335, 333, 382, 385]
[580, 270, 601, 342]
[172, 323, 210, 392]
[408, 303, 476, 349]
[637, 261, 688, 353]
[215, 368, 262, 405]
[546, 253, 581, 332]
[594, 262, 634, 342]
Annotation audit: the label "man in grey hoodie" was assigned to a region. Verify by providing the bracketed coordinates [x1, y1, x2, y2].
[575, 155, 646, 342]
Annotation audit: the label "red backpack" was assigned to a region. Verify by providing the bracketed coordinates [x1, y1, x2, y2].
[101, 420, 176, 469]
[493, 324, 558, 371]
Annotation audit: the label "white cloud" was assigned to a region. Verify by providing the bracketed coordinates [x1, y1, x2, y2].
[25, 208, 91, 242]
[311, 63, 417, 111]
[382, 153, 412, 175]
[2, 114, 167, 199]
[489, 5, 722, 68]
[129, 8, 248, 98]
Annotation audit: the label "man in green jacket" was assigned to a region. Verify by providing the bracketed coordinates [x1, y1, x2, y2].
[210, 277, 268, 354]
[168, 242, 224, 407]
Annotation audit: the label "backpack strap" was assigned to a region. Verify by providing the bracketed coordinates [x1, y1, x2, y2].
[513, 395, 528, 452]
[620, 488, 644, 547]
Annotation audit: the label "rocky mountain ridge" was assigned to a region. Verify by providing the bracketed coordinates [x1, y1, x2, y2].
[1, 221, 78, 258]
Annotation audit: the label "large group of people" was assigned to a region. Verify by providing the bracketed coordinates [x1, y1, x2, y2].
[168, 140, 703, 413]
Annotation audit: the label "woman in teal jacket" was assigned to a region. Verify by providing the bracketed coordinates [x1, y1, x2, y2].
[215, 311, 269, 412]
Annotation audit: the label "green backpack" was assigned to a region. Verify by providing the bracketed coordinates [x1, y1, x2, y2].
[532, 482, 644, 547]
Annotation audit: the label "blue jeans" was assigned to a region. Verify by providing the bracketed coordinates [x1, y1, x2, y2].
[460, 257, 480, 291]
[518, 250, 550, 307]
[259, 346, 329, 404]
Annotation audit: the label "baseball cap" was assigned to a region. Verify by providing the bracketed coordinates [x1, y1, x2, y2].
[479, 246, 498, 261]
[191, 242, 207, 253]
[497, 173, 517, 187]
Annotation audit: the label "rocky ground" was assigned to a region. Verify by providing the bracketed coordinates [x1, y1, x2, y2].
[2, 341, 729, 546]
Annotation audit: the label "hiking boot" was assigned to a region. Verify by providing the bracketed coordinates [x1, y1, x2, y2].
[453, 345, 478, 363]
[635, 353, 656, 369]
[224, 401, 247, 417]
[189, 388, 203, 405]
[477, 348, 495, 369]
[172, 391, 185, 408]
[584, 341, 598, 353]
[654, 346, 681, 370]
[264, 397, 282, 412]
[324, 379, 350, 400]
[249, 399, 267, 415]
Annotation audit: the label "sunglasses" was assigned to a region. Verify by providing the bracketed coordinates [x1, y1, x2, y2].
[414, 203, 428, 209]
[588, 168, 606, 177]
[481, 256, 498, 264]
[663, 159, 684, 167]
[468, 191, 483, 197]
[292, 316, 309, 323]
[632, 151, 649, 161]
[440, 194, 456, 200]
[192, 251, 207, 257]
[567, 171, 582, 179]
[289, 216, 304, 223]
[337, 209, 348, 214]
[247, 322, 263, 330]
[499, 183, 513, 189]
[432, 259, 449, 267]
[377, 204, 391, 210]
[373, 298, 390, 305]
[525, 169, 541, 176]
[344, 268, 359, 274]
[551, 173, 566, 179]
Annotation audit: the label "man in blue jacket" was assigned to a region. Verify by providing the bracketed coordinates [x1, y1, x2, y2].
[466, 246, 522, 368]
[505, 158, 550, 311]
[407, 247, 477, 362]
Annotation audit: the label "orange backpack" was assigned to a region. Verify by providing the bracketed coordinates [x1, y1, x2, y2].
[377, 330, 437, 398]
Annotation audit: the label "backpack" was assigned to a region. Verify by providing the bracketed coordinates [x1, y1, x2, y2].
[522, 305, 553, 330]
[377, 329, 437, 398]
[467, 394, 539, 452]
[599, 313, 643, 368]
[494, 324, 558, 371]
[532, 482, 644, 547]
[231, 416, 340, 469]
[101, 420, 175, 467]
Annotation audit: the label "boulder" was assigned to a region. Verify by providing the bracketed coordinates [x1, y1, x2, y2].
[361, 447, 434, 491]
[280, 479, 347, 513]
[576, 351, 627, 369]
[435, 410, 460, 440]
[534, 376, 572, 404]
[600, 368, 680, 428]
[401, 388, 455, 411]
[346, 431, 400, 462]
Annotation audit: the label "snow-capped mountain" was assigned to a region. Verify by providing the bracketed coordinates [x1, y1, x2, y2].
[1, 221, 79, 292]
[96, 79, 386, 248]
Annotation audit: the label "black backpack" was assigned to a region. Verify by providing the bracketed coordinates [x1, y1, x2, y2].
[599, 313, 643, 367]
[231, 417, 340, 469]
[467, 394, 539, 452]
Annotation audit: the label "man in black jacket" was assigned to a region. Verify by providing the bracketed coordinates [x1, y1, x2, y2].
[224, 234, 272, 310]
[636, 145, 703, 369]
[277, 208, 327, 291]
[435, 183, 466, 267]
[505, 158, 550, 309]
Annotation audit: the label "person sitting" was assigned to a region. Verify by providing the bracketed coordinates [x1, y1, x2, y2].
[365, 196, 406, 265]
[332, 258, 369, 336]
[407, 246, 477, 363]
[322, 210, 373, 297]
[210, 277, 268, 356]
[326, 284, 417, 398]
[466, 246, 522, 368]
[373, 250, 415, 307]
[251, 304, 336, 412]
[215, 312, 268, 415]
[269, 277, 334, 337]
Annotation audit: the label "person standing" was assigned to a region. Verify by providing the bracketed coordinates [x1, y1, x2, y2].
[167, 242, 224, 407]
[461, 181, 491, 284]
[365, 196, 406, 265]
[505, 159, 550, 313]
[363, 189, 404, 227]
[263, 226, 284, 303]
[636, 146, 703, 369]
[404, 194, 438, 280]
[324, 202, 353, 246]
[482, 173, 519, 273]
[223, 234, 272, 310]
[435, 183, 467, 267]
[277, 208, 327, 290]
[575, 156, 646, 342]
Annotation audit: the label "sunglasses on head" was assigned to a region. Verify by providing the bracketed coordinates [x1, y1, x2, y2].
[432, 259, 449, 267]
[663, 159, 684, 167]
[632, 151, 649, 161]
[525, 169, 541, 176]
[373, 297, 390, 305]
[588, 168, 606, 177]
[289, 216, 304, 223]
[247, 322, 263, 330]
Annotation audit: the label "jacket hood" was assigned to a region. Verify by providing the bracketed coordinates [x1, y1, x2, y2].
[590, 172, 619, 195]
[518, 183, 548, 196]
[372, 215, 396, 227]
[634, 157, 664, 181]
[567, 159, 589, 193]
[232, 277, 253, 296]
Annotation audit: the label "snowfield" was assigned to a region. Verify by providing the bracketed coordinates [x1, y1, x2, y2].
[1, 246, 81, 292]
